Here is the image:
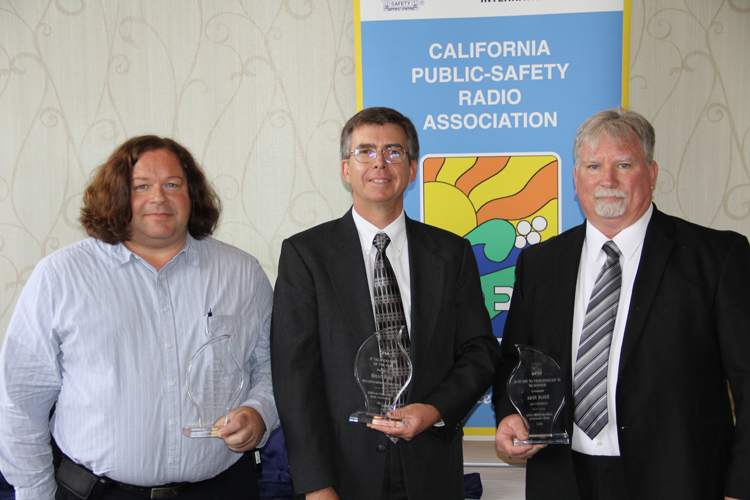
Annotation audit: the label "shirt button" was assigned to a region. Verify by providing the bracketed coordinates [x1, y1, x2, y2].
[163, 307, 169, 312]
[166, 343, 173, 349]
[169, 381, 176, 387]
[376, 444, 386, 453]
[170, 420, 176, 426]
[169, 459, 176, 465]
[597, 441, 604, 447]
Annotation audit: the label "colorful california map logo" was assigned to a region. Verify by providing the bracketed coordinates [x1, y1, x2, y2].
[422, 153, 560, 338]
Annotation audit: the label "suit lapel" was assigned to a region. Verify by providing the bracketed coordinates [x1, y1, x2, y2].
[405, 217, 443, 385]
[326, 210, 377, 344]
[326, 213, 448, 389]
[618, 208, 674, 374]
[555, 225, 586, 394]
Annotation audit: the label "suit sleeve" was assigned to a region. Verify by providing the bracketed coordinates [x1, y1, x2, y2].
[492, 249, 529, 424]
[421, 238, 502, 439]
[716, 236, 750, 498]
[270, 239, 338, 494]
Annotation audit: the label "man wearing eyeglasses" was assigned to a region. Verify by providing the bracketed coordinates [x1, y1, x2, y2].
[271, 107, 500, 500]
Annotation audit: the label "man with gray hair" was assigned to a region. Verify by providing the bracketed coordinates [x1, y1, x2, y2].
[493, 108, 749, 499]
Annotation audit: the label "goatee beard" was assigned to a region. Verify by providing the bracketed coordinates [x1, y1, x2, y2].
[594, 188, 626, 218]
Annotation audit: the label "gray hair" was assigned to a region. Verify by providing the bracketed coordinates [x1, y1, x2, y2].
[340, 107, 420, 162]
[573, 108, 655, 169]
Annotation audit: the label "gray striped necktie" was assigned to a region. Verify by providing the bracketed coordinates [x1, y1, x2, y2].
[573, 240, 622, 439]
[373, 232, 410, 409]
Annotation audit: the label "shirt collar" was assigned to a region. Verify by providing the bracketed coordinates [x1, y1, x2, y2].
[108, 234, 200, 269]
[585, 203, 653, 262]
[351, 207, 407, 256]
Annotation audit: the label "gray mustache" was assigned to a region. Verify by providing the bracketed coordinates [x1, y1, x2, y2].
[594, 189, 626, 199]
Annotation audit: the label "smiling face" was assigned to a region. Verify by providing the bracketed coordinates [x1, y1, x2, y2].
[574, 133, 658, 238]
[341, 123, 417, 228]
[125, 149, 191, 256]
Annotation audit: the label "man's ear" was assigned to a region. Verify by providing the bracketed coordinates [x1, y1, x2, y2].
[649, 161, 658, 190]
[341, 159, 351, 184]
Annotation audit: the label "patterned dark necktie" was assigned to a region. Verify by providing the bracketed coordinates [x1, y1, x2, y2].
[573, 240, 622, 439]
[373, 232, 410, 409]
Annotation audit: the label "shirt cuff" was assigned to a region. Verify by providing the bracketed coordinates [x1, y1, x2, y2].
[14, 479, 57, 500]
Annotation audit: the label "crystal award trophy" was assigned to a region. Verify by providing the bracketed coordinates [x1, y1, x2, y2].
[507, 345, 569, 445]
[349, 326, 412, 427]
[182, 333, 245, 438]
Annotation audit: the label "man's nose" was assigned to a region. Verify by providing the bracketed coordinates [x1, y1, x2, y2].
[371, 150, 388, 169]
[151, 186, 167, 204]
[600, 166, 617, 185]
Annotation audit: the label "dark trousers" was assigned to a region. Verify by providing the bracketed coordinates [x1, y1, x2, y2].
[380, 441, 408, 500]
[572, 452, 630, 500]
[56, 454, 259, 500]
[0, 469, 13, 500]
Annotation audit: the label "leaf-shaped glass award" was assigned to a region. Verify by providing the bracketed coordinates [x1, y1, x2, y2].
[182, 334, 244, 438]
[507, 345, 570, 445]
[349, 326, 412, 427]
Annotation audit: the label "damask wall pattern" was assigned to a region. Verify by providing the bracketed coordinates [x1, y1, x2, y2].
[630, 0, 749, 231]
[0, 0, 748, 346]
[0, 0, 358, 344]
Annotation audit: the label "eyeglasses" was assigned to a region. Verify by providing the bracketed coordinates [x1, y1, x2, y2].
[349, 148, 408, 164]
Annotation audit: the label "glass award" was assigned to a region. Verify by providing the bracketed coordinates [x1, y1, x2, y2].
[182, 333, 245, 438]
[349, 326, 412, 427]
[507, 344, 569, 445]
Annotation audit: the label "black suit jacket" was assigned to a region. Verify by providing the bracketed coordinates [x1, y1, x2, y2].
[493, 206, 750, 499]
[271, 210, 499, 500]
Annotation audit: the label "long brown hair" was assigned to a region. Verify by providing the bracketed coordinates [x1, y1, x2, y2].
[80, 136, 221, 244]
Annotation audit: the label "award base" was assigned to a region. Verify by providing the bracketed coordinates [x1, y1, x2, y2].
[514, 432, 570, 446]
[182, 424, 224, 438]
[349, 412, 405, 428]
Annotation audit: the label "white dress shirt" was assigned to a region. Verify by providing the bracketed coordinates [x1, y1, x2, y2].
[351, 208, 412, 334]
[571, 204, 652, 456]
[0, 235, 278, 499]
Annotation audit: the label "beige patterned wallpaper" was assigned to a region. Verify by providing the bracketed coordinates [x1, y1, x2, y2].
[1, 1, 748, 345]
[630, 0, 749, 232]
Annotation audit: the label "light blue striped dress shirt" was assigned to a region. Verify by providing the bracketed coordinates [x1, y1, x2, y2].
[0, 235, 278, 500]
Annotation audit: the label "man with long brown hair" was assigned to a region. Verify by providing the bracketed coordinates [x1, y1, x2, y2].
[0, 136, 277, 500]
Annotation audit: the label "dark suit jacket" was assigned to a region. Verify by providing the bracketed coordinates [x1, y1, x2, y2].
[271, 210, 499, 500]
[493, 206, 750, 500]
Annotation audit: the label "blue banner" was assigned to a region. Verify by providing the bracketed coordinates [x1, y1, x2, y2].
[356, 0, 628, 436]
